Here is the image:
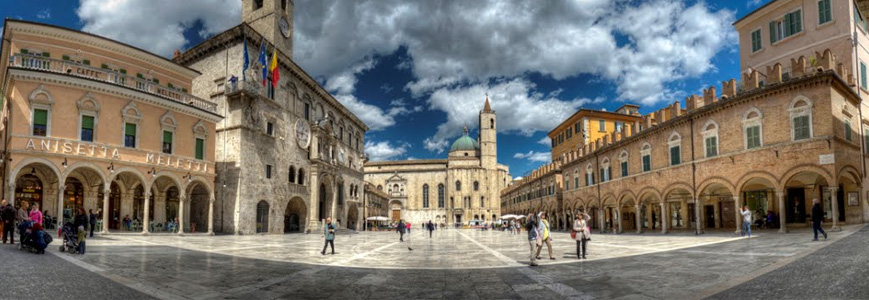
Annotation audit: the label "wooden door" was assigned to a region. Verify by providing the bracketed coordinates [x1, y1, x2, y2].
[392, 210, 401, 222]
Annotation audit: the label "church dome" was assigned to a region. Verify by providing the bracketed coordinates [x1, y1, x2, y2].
[450, 127, 480, 152]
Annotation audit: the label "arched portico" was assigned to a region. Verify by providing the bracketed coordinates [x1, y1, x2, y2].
[285, 197, 307, 233]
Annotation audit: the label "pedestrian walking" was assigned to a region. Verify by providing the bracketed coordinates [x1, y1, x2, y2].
[406, 221, 411, 235]
[740, 205, 752, 237]
[427, 220, 434, 238]
[811, 198, 827, 241]
[321, 217, 336, 255]
[0, 199, 13, 244]
[397, 219, 406, 242]
[535, 212, 555, 260]
[88, 209, 97, 237]
[525, 214, 539, 266]
[573, 211, 590, 259]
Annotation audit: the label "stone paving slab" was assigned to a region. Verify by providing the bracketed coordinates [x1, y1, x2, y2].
[30, 224, 864, 299]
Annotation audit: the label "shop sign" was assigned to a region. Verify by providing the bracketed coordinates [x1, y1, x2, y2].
[24, 138, 208, 172]
[819, 154, 834, 165]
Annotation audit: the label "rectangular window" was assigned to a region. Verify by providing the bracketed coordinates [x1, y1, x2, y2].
[861, 62, 867, 88]
[566, 129, 572, 139]
[124, 123, 137, 148]
[575, 122, 581, 134]
[33, 109, 48, 137]
[705, 136, 718, 157]
[266, 122, 274, 136]
[304, 103, 310, 120]
[266, 165, 272, 179]
[80, 115, 94, 142]
[865, 129, 869, 153]
[793, 116, 810, 140]
[621, 161, 628, 177]
[599, 120, 606, 132]
[818, 0, 832, 24]
[670, 146, 681, 165]
[751, 29, 762, 52]
[845, 120, 853, 141]
[746, 126, 761, 149]
[574, 177, 579, 189]
[615, 122, 623, 133]
[856, 5, 868, 32]
[162, 131, 173, 154]
[195, 138, 205, 160]
[642, 155, 651, 172]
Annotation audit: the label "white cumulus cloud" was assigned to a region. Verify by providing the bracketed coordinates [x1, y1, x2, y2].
[513, 151, 551, 163]
[365, 140, 408, 161]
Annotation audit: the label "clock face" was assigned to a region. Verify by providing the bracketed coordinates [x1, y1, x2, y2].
[295, 119, 310, 149]
[279, 17, 290, 38]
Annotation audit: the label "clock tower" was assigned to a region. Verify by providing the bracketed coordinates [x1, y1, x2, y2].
[243, 0, 294, 58]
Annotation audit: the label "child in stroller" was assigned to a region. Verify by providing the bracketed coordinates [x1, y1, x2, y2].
[20, 223, 49, 254]
[60, 222, 80, 254]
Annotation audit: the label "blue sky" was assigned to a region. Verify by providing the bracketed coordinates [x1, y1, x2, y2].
[1, 0, 770, 178]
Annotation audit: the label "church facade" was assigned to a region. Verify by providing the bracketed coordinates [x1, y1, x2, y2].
[364, 98, 510, 226]
[174, 0, 368, 234]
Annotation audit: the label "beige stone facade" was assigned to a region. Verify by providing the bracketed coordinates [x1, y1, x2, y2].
[173, 0, 368, 234]
[364, 99, 510, 226]
[0, 20, 221, 234]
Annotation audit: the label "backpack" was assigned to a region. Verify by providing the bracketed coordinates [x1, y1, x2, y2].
[42, 231, 53, 245]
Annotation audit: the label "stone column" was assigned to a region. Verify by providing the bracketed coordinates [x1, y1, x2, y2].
[57, 184, 65, 233]
[776, 190, 788, 233]
[598, 209, 605, 234]
[308, 171, 320, 234]
[8, 182, 16, 207]
[101, 187, 110, 234]
[695, 197, 704, 234]
[154, 192, 166, 225]
[680, 198, 689, 228]
[616, 208, 623, 234]
[208, 193, 215, 235]
[660, 202, 668, 234]
[636, 204, 643, 234]
[713, 200, 721, 228]
[178, 195, 186, 235]
[142, 190, 151, 234]
[829, 187, 841, 231]
[645, 203, 653, 230]
[733, 196, 741, 235]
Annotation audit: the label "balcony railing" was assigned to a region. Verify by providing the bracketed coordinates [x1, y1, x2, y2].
[11, 54, 218, 113]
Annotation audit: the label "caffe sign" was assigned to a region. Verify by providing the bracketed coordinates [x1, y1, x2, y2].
[24, 138, 208, 172]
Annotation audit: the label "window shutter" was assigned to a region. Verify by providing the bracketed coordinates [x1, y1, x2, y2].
[795, 10, 802, 33]
[163, 131, 173, 144]
[81, 116, 94, 129]
[33, 109, 48, 125]
[769, 21, 776, 43]
[819, 1, 825, 24]
[195, 138, 204, 159]
[125, 123, 136, 136]
[783, 14, 791, 37]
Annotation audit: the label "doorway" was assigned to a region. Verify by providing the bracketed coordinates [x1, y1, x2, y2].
[721, 200, 735, 228]
[704, 205, 715, 228]
[785, 188, 805, 223]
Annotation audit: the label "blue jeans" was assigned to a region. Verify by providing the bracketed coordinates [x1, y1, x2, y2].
[741, 222, 751, 237]
[812, 221, 826, 240]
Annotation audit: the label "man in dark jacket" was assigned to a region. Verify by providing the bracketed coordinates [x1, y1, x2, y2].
[0, 200, 15, 244]
[427, 220, 434, 238]
[811, 198, 827, 241]
[88, 209, 97, 237]
[396, 219, 406, 242]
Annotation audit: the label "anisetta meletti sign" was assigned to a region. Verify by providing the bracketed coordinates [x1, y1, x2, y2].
[23, 137, 210, 172]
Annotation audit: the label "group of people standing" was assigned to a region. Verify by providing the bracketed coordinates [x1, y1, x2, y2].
[0, 199, 48, 253]
[525, 211, 591, 266]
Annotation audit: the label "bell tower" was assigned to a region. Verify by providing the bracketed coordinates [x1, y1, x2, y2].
[479, 95, 497, 170]
[242, 0, 294, 58]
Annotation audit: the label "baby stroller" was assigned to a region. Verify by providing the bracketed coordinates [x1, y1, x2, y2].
[18, 222, 36, 253]
[59, 222, 79, 253]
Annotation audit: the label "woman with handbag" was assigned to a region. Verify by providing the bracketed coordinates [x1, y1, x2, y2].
[573, 210, 590, 259]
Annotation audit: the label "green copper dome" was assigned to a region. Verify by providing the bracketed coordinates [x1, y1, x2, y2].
[450, 127, 480, 152]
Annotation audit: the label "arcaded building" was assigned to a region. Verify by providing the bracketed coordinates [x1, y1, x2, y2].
[174, 0, 367, 234]
[0, 20, 221, 234]
[364, 98, 511, 225]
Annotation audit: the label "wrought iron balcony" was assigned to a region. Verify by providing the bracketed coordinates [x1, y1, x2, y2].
[10, 54, 218, 113]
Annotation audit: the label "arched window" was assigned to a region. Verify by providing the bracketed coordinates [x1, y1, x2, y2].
[256, 200, 269, 233]
[456, 181, 462, 191]
[619, 150, 629, 177]
[438, 184, 445, 208]
[641, 143, 652, 172]
[564, 175, 570, 190]
[288, 166, 296, 183]
[480, 197, 485, 208]
[743, 107, 763, 149]
[490, 118, 494, 129]
[789, 96, 812, 141]
[473, 181, 479, 191]
[585, 164, 594, 186]
[702, 121, 719, 158]
[377, 185, 383, 191]
[297, 168, 305, 185]
[600, 158, 611, 182]
[573, 170, 579, 188]
[423, 184, 430, 208]
[668, 132, 681, 166]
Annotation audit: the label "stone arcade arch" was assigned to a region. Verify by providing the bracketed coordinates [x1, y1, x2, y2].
[284, 197, 307, 233]
[697, 179, 736, 231]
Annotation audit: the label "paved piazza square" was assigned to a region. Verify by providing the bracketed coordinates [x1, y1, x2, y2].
[4, 224, 857, 299]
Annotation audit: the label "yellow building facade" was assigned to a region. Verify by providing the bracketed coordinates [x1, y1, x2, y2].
[548, 105, 642, 161]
